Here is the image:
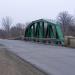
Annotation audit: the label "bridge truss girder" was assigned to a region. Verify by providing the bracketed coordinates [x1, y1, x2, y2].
[24, 19, 64, 45]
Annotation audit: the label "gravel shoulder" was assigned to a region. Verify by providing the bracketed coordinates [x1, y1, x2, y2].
[0, 45, 47, 75]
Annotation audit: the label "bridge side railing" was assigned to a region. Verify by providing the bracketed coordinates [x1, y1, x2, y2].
[24, 37, 64, 46]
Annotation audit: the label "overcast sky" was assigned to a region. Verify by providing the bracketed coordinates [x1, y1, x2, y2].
[0, 0, 75, 24]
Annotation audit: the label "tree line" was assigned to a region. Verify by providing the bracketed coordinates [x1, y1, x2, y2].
[0, 16, 25, 39]
[0, 11, 75, 39]
[57, 11, 75, 36]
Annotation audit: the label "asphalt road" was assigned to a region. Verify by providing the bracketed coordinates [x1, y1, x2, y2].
[0, 39, 75, 75]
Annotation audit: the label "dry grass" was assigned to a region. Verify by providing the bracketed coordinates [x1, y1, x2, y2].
[0, 45, 47, 75]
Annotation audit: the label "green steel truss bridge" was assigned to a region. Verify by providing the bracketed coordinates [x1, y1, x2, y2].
[24, 19, 64, 45]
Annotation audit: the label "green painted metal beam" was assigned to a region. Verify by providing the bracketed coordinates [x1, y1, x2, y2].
[24, 19, 64, 45]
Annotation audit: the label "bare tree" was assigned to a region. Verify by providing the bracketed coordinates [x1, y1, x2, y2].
[0, 29, 7, 39]
[16, 23, 25, 36]
[2, 16, 12, 37]
[57, 11, 75, 35]
[10, 26, 18, 37]
[10, 23, 25, 38]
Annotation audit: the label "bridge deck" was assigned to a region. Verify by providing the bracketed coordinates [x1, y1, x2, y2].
[0, 39, 75, 75]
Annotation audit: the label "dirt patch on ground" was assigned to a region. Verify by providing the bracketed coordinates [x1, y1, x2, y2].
[0, 45, 47, 75]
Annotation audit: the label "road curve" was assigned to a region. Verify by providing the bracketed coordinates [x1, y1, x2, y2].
[0, 39, 75, 75]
